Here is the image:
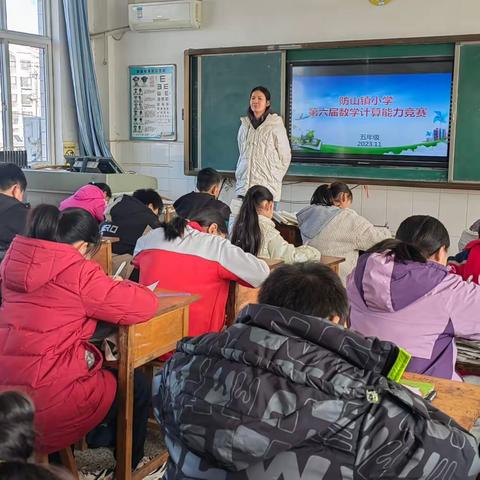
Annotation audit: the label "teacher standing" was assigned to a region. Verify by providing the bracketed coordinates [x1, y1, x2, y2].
[235, 86, 291, 202]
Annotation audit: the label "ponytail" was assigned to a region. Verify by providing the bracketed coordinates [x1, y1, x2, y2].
[366, 238, 427, 263]
[396, 215, 450, 258]
[26, 205, 101, 255]
[367, 215, 450, 263]
[231, 185, 273, 255]
[311, 182, 352, 206]
[162, 216, 187, 241]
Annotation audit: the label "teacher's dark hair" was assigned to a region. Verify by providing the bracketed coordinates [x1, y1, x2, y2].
[248, 86, 272, 127]
[26, 205, 101, 256]
[231, 185, 273, 256]
[366, 215, 450, 263]
[250, 85, 271, 102]
[311, 182, 352, 206]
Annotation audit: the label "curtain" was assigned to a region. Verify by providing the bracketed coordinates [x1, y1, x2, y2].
[62, 0, 111, 157]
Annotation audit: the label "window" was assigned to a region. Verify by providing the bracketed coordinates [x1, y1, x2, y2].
[20, 77, 32, 88]
[0, 0, 50, 164]
[6, 0, 45, 36]
[20, 60, 31, 70]
[21, 94, 32, 106]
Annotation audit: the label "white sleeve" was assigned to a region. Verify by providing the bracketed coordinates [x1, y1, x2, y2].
[267, 230, 321, 264]
[217, 240, 270, 288]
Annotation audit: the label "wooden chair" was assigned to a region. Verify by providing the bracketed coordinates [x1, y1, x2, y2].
[35, 446, 79, 479]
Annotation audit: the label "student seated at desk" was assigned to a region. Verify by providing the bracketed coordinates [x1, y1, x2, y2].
[297, 182, 391, 284]
[449, 222, 480, 284]
[348, 215, 480, 381]
[173, 167, 230, 226]
[102, 188, 163, 278]
[0, 391, 72, 480]
[133, 208, 270, 336]
[231, 185, 320, 263]
[89, 181, 112, 203]
[0, 205, 158, 468]
[154, 262, 480, 480]
[0, 163, 29, 263]
[59, 183, 109, 222]
[457, 218, 480, 252]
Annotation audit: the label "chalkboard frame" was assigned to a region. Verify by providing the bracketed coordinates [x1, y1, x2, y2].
[184, 34, 480, 189]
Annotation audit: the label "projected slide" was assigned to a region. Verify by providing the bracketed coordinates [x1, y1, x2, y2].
[291, 68, 452, 159]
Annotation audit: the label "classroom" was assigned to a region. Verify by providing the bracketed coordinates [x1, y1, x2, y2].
[1, 0, 480, 479]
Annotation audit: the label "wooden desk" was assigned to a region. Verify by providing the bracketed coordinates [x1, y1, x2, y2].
[228, 256, 345, 322]
[320, 255, 345, 275]
[92, 237, 120, 275]
[116, 291, 199, 480]
[402, 372, 480, 431]
[274, 221, 302, 247]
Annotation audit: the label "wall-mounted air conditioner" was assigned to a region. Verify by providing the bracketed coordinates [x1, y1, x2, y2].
[128, 1, 202, 32]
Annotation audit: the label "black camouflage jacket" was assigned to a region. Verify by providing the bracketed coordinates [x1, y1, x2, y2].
[154, 303, 480, 479]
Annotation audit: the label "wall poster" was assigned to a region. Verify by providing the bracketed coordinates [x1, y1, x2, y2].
[129, 64, 176, 141]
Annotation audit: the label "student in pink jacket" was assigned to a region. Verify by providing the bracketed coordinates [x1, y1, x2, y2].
[59, 184, 108, 222]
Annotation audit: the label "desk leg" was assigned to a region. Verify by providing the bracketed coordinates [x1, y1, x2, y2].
[225, 282, 236, 328]
[116, 325, 135, 480]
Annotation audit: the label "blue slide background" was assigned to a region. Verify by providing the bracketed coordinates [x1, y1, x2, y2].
[291, 71, 452, 157]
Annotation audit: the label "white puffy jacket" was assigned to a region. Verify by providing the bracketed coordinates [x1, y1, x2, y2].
[235, 113, 291, 202]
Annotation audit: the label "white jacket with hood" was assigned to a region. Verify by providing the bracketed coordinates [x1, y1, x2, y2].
[297, 205, 391, 284]
[235, 113, 291, 202]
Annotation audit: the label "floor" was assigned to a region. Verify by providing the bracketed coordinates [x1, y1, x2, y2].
[75, 428, 165, 476]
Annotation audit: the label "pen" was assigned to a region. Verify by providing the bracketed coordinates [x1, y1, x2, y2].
[113, 261, 127, 279]
[425, 390, 437, 402]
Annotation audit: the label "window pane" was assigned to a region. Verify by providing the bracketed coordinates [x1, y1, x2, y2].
[6, 0, 45, 36]
[9, 44, 47, 163]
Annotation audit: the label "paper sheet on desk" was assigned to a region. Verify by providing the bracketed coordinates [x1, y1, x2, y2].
[147, 281, 192, 297]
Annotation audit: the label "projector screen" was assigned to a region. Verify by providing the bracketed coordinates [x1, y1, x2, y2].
[288, 59, 453, 167]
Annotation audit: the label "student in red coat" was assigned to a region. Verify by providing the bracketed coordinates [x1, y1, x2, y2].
[0, 205, 159, 467]
[133, 208, 270, 336]
[448, 238, 480, 284]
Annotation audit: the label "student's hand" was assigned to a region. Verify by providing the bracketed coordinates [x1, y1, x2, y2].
[111, 276, 124, 282]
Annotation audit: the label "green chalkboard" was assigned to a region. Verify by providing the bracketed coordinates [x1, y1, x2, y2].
[451, 43, 480, 182]
[195, 52, 282, 171]
[186, 41, 480, 185]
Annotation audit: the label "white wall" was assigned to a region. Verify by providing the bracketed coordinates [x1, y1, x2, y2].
[88, 0, 480, 251]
